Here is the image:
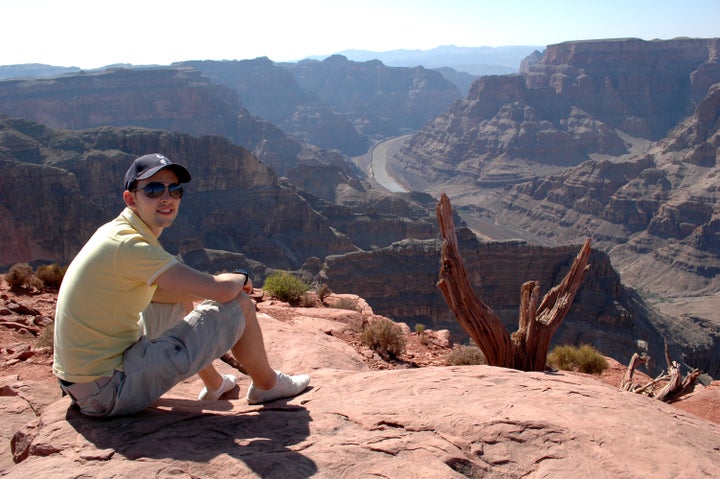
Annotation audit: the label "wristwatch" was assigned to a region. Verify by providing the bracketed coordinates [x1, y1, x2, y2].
[233, 268, 250, 285]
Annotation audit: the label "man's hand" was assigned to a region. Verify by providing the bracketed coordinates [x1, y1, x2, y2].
[242, 277, 253, 294]
[231, 269, 253, 294]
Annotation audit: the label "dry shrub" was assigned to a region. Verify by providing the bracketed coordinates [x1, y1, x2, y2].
[5, 263, 43, 290]
[333, 297, 360, 312]
[317, 284, 332, 301]
[445, 344, 486, 366]
[298, 290, 327, 308]
[36, 263, 66, 289]
[547, 344, 608, 374]
[35, 322, 54, 351]
[361, 317, 406, 359]
[414, 323, 429, 345]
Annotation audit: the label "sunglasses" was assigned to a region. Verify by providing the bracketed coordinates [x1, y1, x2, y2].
[134, 182, 184, 199]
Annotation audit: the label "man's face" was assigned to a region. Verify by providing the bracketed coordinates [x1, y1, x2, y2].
[125, 168, 182, 237]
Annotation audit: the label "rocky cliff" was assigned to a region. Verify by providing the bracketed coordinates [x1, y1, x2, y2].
[0, 67, 241, 137]
[0, 65, 362, 194]
[389, 39, 720, 297]
[178, 56, 463, 155]
[392, 38, 720, 191]
[319, 233, 718, 377]
[523, 38, 718, 137]
[489, 79, 720, 297]
[0, 58, 462, 194]
[0, 117, 442, 275]
[0, 118, 354, 270]
[286, 55, 463, 138]
[176, 58, 370, 156]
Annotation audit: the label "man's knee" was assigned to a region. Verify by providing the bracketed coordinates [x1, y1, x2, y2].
[236, 293, 256, 316]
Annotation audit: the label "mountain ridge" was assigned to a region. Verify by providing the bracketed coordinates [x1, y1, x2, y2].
[0, 44, 540, 79]
[311, 44, 542, 75]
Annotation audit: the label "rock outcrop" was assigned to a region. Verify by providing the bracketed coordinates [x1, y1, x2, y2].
[523, 38, 717, 137]
[180, 55, 463, 155]
[2, 304, 720, 479]
[319, 233, 718, 377]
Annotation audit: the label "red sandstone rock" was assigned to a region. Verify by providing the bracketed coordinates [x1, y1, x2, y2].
[1, 292, 719, 478]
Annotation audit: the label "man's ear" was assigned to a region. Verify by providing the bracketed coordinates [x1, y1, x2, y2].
[123, 190, 137, 209]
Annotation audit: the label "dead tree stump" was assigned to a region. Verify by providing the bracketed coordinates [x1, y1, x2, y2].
[436, 193, 592, 371]
[621, 340, 701, 402]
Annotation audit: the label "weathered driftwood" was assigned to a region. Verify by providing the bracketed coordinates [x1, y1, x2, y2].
[436, 193, 592, 371]
[621, 340, 701, 402]
[620, 353, 652, 392]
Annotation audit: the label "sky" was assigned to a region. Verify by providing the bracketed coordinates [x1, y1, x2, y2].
[1, 0, 718, 69]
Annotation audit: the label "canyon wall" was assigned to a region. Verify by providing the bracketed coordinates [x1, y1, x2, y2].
[319, 233, 718, 377]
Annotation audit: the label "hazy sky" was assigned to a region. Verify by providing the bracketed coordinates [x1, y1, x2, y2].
[2, 0, 718, 68]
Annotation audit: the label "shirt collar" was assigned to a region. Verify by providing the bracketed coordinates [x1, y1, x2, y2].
[119, 207, 161, 246]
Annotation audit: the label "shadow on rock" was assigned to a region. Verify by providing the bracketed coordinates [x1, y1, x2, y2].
[64, 400, 317, 478]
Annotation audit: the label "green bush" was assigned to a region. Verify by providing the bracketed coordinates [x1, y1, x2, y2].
[36, 263, 66, 289]
[361, 318, 406, 359]
[445, 344, 486, 366]
[263, 271, 309, 304]
[5, 263, 43, 290]
[547, 344, 609, 374]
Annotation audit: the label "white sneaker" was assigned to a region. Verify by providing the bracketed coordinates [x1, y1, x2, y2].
[246, 371, 311, 405]
[198, 374, 237, 401]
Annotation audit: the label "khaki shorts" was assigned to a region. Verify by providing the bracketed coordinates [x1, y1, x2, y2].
[61, 299, 245, 416]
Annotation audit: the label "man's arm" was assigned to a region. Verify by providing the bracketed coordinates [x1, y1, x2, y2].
[154, 263, 249, 303]
[152, 286, 202, 305]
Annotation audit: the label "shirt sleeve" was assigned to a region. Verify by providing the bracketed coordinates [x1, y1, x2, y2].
[115, 234, 179, 286]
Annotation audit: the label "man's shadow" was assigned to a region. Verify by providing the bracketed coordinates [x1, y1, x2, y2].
[65, 397, 317, 478]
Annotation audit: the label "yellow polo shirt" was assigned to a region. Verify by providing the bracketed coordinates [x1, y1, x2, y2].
[53, 208, 178, 382]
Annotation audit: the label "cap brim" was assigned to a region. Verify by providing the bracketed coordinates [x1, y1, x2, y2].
[136, 164, 191, 183]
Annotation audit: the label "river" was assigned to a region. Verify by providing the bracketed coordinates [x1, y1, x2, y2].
[369, 135, 412, 193]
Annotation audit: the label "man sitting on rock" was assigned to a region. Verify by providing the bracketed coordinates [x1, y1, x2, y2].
[53, 153, 310, 416]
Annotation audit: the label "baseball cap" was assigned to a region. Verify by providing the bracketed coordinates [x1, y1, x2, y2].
[123, 153, 192, 191]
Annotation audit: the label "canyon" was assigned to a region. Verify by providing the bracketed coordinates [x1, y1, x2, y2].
[0, 38, 719, 378]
